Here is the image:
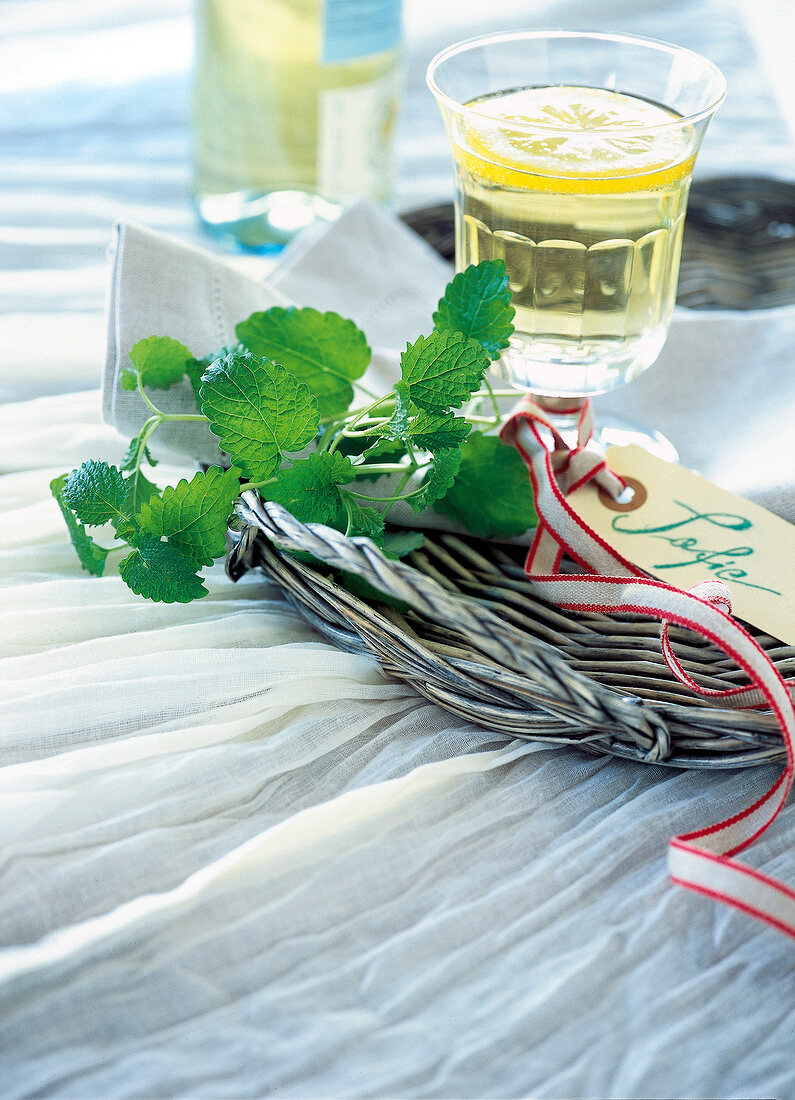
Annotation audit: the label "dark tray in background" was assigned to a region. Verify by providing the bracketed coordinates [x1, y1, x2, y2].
[402, 176, 795, 311]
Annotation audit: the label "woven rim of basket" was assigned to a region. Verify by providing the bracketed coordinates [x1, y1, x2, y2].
[228, 493, 789, 770]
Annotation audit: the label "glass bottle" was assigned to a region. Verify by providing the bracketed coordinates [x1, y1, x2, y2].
[193, 0, 402, 251]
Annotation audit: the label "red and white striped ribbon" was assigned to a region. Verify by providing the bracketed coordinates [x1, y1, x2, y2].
[500, 399, 795, 940]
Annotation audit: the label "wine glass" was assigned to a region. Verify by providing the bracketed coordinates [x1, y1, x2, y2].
[427, 31, 726, 456]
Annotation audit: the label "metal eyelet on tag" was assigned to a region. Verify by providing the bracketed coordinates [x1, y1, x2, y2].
[598, 476, 647, 512]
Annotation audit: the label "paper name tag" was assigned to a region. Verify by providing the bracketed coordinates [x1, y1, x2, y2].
[568, 445, 795, 645]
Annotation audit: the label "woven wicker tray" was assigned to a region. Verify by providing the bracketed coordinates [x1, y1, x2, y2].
[228, 496, 792, 770]
[227, 180, 794, 770]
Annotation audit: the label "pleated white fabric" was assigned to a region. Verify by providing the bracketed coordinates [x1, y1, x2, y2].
[1, 2, 794, 1098]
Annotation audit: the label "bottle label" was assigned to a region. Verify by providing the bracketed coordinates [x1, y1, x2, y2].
[322, 0, 401, 64]
[318, 72, 397, 201]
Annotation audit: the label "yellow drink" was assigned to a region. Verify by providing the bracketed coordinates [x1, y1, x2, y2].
[452, 86, 697, 395]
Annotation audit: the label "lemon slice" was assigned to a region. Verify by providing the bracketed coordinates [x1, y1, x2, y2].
[458, 86, 696, 194]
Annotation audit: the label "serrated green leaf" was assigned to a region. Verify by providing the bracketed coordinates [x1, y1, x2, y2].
[50, 474, 110, 577]
[121, 435, 158, 471]
[120, 369, 138, 391]
[400, 330, 490, 412]
[346, 501, 385, 544]
[377, 383, 470, 452]
[410, 448, 463, 513]
[123, 469, 160, 528]
[236, 307, 371, 417]
[378, 381, 411, 441]
[408, 409, 472, 451]
[119, 538, 207, 603]
[433, 260, 515, 360]
[186, 343, 242, 407]
[362, 439, 406, 461]
[199, 349, 319, 482]
[62, 461, 129, 527]
[267, 451, 355, 530]
[136, 466, 240, 567]
[435, 431, 538, 538]
[382, 529, 425, 559]
[129, 335, 193, 390]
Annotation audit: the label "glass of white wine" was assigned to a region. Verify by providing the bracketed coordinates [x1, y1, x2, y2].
[427, 31, 726, 453]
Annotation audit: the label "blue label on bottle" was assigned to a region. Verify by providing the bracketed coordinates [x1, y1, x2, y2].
[322, 0, 401, 64]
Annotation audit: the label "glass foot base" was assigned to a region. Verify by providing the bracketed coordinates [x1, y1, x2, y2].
[196, 189, 341, 253]
[594, 417, 679, 463]
[528, 395, 678, 463]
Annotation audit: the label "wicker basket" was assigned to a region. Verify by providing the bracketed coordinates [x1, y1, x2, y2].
[227, 182, 794, 771]
[228, 495, 792, 770]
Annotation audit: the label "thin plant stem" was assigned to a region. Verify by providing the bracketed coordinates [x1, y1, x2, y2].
[342, 494, 355, 537]
[483, 376, 502, 421]
[239, 475, 277, 493]
[136, 375, 164, 417]
[341, 416, 391, 436]
[328, 392, 395, 454]
[349, 461, 423, 476]
[389, 468, 414, 501]
[345, 482, 428, 504]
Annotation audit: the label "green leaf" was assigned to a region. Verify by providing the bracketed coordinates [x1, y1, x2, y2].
[433, 260, 515, 360]
[267, 451, 355, 531]
[199, 349, 319, 482]
[346, 438, 407, 482]
[378, 383, 470, 451]
[379, 381, 411, 440]
[50, 474, 110, 577]
[382, 529, 425, 559]
[236, 307, 371, 417]
[136, 466, 241, 567]
[345, 500, 385, 544]
[400, 330, 490, 412]
[407, 409, 471, 451]
[435, 431, 538, 538]
[121, 435, 158, 471]
[120, 370, 138, 391]
[410, 448, 463, 513]
[120, 472, 158, 539]
[119, 538, 207, 603]
[362, 439, 406, 461]
[119, 438, 161, 527]
[62, 461, 129, 527]
[186, 343, 242, 407]
[129, 336, 193, 390]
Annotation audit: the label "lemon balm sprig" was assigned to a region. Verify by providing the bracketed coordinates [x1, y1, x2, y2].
[53, 260, 538, 602]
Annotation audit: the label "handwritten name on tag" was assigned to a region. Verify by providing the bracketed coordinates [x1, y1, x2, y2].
[568, 445, 795, 644]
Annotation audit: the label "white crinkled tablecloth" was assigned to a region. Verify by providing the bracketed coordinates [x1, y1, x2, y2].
[1, 2, 794, 1098]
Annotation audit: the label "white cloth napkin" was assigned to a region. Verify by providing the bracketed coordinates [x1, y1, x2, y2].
[102, 221, 291, 464]
[103, 200, 795, 525]
[102, 206, 473, 534]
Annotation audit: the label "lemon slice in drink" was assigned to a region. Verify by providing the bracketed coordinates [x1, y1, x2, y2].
[458, 86, 696, 194]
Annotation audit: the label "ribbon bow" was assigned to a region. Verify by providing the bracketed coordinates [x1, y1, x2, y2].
[501, 398, 795, 941]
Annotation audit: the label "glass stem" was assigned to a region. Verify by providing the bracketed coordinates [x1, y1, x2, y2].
[530, 394, 589, 444]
